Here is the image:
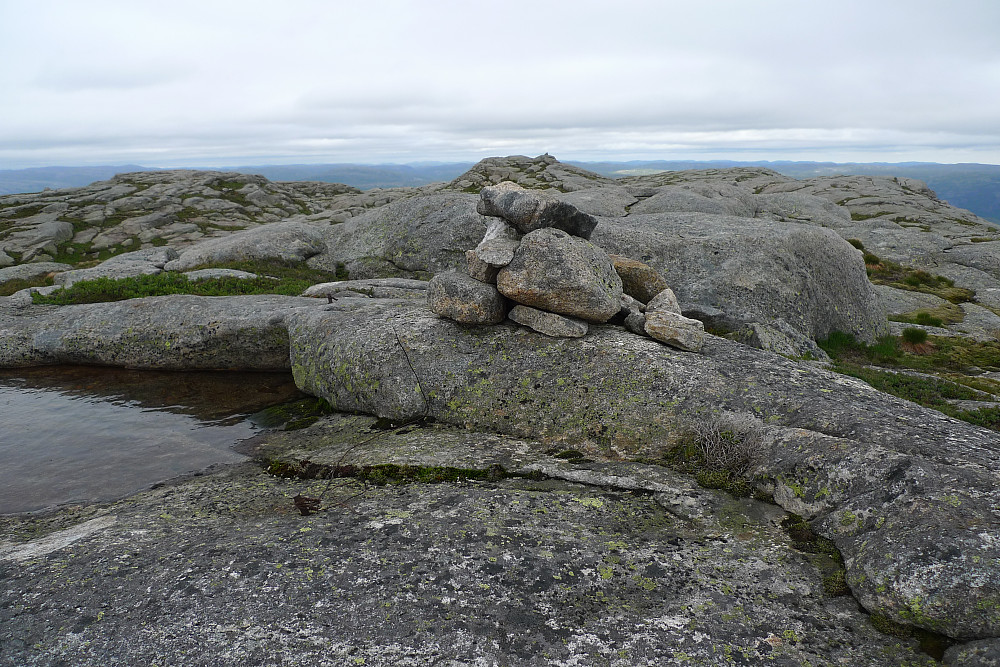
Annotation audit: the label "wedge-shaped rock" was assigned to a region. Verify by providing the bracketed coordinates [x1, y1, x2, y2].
[508, 304, 588, 338]
[496, 228, 622, 323]
[427, 271, 507, 324]
[609, 254, 668, 304]
[646, 287, 681, 315]
[478, 182, 599, 239]
[644, 310, 705, 352]
[465, 250, 499, 284]
[54, 248, 179, 287]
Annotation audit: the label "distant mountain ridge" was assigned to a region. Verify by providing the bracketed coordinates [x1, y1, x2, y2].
[2, 159, 997, 222]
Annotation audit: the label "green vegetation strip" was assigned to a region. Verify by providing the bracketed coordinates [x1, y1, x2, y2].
[818, 331, 1000, 430]
[847, 239, 974, 303]
[28, 259, 345, 305]
[32, 272, 313, 305]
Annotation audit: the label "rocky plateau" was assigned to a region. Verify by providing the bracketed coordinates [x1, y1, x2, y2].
[2, 154, 1000, 666]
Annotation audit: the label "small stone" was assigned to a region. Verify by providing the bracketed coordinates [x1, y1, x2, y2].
[646, 288, 681, 315]
[609, 254, 668, 304]
[466, 250, 499, 284]
[508, 304, 588, 338]
[474, 218, 521, 268]
[644, 310, 705, 352]
[624, 310, 647, 336]
[427, 271, 508, 324]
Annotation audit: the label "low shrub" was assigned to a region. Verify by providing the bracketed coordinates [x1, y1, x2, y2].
[687, 412, 769, 476]
[901, 328, 928, 345]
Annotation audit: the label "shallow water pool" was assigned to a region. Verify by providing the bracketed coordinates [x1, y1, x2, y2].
[0, 366, 305, 514]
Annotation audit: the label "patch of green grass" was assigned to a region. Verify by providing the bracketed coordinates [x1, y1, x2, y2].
[0, 275, 54, 296]
[188, 258, 342, 284]
[31, 271, 314, 305]
[819, 331, 1000, 429]
[850, 211, 892, 221]
[2, 204, 45, 220]
[970, 237, 996, 243]
[863, 252, 974, 303]
[901, 328, 929, 345]
[831, 364, 980, 409]
[174, 207, 203, 222]
[207, 179, 253, 207]
[818, 331, 902, 366]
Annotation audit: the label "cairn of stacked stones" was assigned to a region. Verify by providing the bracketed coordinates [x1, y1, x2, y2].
[427, 181, 706, 352]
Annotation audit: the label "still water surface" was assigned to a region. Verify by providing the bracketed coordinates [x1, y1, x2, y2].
[0, 366, 305, 514]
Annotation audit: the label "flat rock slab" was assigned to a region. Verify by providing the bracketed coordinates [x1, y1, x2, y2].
[0, 417, 940, 667]
[508, 304, 588, 338]
[0, 294, 318, 370]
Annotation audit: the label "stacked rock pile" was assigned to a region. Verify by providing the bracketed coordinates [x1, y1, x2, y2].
[427, 182, 706, 352]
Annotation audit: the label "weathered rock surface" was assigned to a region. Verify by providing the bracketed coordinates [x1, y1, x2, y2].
[443, 152, 615, 194]
[473, 217, 521, 268]
[465, 249, 500, 283]
[592, 212, 890, 348]
[308, 193, 486, 279]
[164, 221, 324, 271]
[477, 181, 600, 239]
[4, 155, 1000, 664]
[54, 248, 179, 287]
[496, 228, 623, 323]
[285, 300, 1000, 638]
[0, 421, 942, 666]
[0, 262, 72, 285]
[301, 278, 429, 300]
[945, 639, 1000, 666]
[508, 303, 588, 338]
[427, 271, 508, 324]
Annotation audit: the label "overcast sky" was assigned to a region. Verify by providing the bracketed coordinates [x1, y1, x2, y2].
[1, 0, 999, 168]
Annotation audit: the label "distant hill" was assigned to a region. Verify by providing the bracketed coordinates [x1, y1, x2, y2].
[0, 165, 157, 195]
[2, 160, 997, 223]
[224, 163, 473, 190]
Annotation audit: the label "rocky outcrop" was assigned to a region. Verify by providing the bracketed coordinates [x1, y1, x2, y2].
[54, 248, 178, 287]
[307, 193, 486, 279]
[283, 300, 1000, 639]
[0, 421, 943, 666]
[4, 155, 1000, 660]
[0, 295, 313, 370]
[0, 262, 72, 285]
[164, 221, 324, 271]
[592, 212, 890, 349]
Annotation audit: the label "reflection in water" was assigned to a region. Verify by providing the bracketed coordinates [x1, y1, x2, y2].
[0, 366, 305, 514]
